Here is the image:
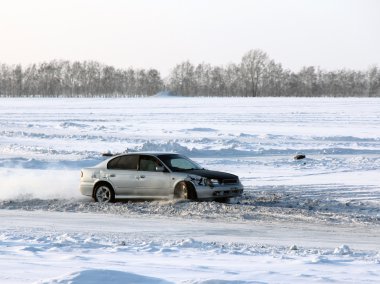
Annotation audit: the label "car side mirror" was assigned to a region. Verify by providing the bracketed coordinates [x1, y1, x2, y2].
[155, 166, 165, 172]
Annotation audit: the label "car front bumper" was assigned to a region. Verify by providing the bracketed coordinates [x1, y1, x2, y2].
[195, 184, 244, 200]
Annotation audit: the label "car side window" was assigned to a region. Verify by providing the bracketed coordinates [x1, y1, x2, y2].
[139, 155, 162, 172]
[107, 155, 138, 170]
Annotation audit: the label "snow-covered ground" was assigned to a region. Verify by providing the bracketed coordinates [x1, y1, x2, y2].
[1, 97, 380, 283]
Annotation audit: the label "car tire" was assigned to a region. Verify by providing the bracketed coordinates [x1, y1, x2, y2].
[94, 184, 115, 203]
[174, 181, 196, 200]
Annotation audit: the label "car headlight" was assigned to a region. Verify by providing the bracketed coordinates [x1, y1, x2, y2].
[204, 178, 219, 187]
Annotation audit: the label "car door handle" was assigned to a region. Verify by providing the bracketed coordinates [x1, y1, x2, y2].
[109, 174, 116, 177]
[135, 175, 146, 180]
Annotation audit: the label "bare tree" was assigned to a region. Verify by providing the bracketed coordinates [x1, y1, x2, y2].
[240, 49, 269, 97]
[169, 61, 196, 96]
[368, 66, 380, 96]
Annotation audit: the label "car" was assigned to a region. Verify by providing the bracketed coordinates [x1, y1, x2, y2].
[80, 152, 244, 203]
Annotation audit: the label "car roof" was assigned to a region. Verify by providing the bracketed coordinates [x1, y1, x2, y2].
[123, 151, 178, 155]
[106, 152, 180, 158]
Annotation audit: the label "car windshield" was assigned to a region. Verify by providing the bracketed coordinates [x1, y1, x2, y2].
[157, 154, 202, 172]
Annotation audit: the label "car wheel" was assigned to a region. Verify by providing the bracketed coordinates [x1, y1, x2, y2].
[174, 181, 196, 200]
[94, 184, 115, 203]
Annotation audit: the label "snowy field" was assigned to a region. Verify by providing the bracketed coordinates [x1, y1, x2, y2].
[1, 97, 380, 283]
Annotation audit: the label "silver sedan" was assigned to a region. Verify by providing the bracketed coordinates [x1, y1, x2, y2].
[80, 152, 243, 203]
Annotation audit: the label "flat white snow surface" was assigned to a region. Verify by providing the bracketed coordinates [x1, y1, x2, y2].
[1, 97, 380, 283]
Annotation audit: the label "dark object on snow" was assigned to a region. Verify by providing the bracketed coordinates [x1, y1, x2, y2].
[294, 154, 306, 160]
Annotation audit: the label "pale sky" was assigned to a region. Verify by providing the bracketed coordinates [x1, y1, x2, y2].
[0, 0, 379, 76]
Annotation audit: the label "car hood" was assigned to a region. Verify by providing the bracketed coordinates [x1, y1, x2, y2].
[181, 169, 238, 180]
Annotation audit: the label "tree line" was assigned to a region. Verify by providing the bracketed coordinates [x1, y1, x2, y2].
[168, 50, 380, 97]
[1, 49, 380, 97]
[0, 60, 163, 97]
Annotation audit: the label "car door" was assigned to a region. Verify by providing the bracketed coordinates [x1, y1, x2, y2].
[106, 155, 140, 196]
[136, 155, 171, 197]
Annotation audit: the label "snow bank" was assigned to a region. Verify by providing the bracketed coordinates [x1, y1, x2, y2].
[1, 190, 379, 225]
[36, 269, 171, 284]
[1, 210, 379, 283]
